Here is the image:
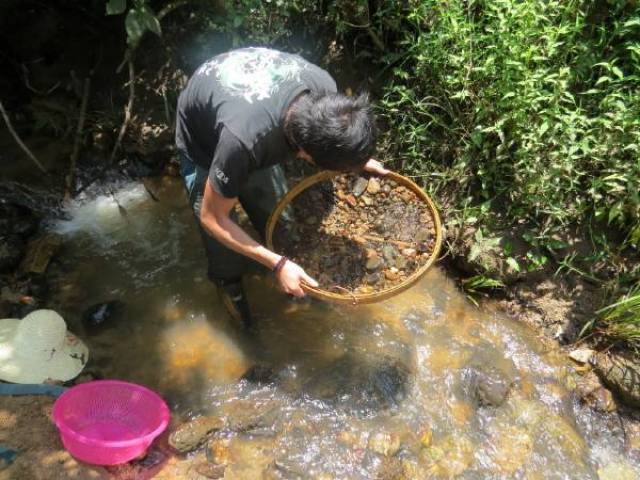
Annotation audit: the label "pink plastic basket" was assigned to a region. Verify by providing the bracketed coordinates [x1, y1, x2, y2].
[52, 380, 170, 465]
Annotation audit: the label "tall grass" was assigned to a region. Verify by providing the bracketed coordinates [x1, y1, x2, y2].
[595, 283, 640, 350]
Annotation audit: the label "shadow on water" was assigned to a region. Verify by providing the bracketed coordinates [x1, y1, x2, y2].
[43, 176, 639, 479]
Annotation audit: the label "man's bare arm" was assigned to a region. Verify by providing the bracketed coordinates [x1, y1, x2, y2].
[199, 179, 317, 296]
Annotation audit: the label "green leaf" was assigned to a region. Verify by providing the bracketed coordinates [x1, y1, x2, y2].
[140, 5, 161, 36]
[125, 8, 147, 46]
[506, 257, 521, 272]
[539, 121, 549, 135]
[611, 66, 624, 79]
[106, 0, 126, 15]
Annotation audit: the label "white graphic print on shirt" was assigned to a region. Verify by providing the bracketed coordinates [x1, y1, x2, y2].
[196, 48, 306, 103]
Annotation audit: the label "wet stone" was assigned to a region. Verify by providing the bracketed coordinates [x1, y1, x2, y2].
[19, 233, 62, 275]
[395, 256, 408, 270]
[352, 177, 369, 197]
[382, 245, 397, 263]
[415, 228, 431, 243]
[224, 401, 281, 433]
[241, 364, 278, 385]
[584, 386, 617, 413]
[593, 353, 640, 407]
[206, 438, 231, 465]
[195, 462, 226, 479]
[169, 416, 225, 453]
[82, 300, 125, 336]
[366, 255, 383, 271]
[401, 248, 416, 258]
[367, 178, 381, 195]
[385, 269, 399, 281]
[464, 366, 512, 408]
[304, 354, 413, 412]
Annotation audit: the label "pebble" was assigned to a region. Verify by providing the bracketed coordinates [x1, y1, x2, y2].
[401, 248, 417, 257]
[382, 245, 397, 262]
[195, 463, 226, 479]
[367, 178, 381, 195]
[346, 194, 357, 207]
[361, 195, 373, 206]
[366, 255, 383, 271]
[352, 177, 369, 197]
[366, 273, 382, 285]
[400, 191, 413, 203]
[415, 228, 431, 243]
[385, 269, 399, 281]
[395, 256, 408, 270]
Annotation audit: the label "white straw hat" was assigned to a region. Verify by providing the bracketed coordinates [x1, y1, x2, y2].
[0, 309, 88, 384]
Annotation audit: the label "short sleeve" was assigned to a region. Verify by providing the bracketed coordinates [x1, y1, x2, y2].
[208, 128, 251, 198]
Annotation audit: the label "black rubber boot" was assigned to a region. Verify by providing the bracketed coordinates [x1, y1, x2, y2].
[216, 278, 255, 331]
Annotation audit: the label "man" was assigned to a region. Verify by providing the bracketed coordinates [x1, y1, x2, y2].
[176, 47, 387, 328]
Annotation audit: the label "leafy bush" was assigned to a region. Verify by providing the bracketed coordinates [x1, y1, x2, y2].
[377, 0, 640, 247]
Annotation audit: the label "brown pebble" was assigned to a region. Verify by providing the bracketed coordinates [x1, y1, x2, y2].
[195, 463, 226, 479]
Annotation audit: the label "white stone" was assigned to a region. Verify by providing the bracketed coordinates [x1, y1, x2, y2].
[569, 348, 595, 364]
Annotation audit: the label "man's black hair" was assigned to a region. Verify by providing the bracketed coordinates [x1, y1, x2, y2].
[286, 92, 377, 170]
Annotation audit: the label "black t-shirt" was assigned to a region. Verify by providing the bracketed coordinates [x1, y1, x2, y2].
[175, 48, 337, 198]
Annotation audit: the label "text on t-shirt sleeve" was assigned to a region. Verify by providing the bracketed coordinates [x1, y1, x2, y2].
[208, 127, 251, 199]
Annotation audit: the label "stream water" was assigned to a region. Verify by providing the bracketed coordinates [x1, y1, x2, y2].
[46, 176, 637, 479]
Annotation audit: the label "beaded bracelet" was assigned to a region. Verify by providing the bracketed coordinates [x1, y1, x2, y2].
[273, 256, 288, 275]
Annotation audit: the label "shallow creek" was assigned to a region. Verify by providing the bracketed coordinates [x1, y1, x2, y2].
[46, 176, 637, 479]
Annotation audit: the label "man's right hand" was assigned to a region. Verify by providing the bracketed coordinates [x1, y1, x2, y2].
[276, 260, 319, 297]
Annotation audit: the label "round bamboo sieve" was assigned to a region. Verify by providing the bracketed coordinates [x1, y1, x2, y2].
[265, 170, 443, 304]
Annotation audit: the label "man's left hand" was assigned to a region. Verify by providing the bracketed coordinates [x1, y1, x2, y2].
[363, 158, 390, 175]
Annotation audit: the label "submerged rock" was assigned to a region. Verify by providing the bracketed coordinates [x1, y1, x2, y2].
[222, 400, 282, 434]
[597, 460, 638, 480]
[168, 416, 225, 453]
[421, 434, 475, 478]
[19, 233, 62, 274]
[81, 300, 125, 335]
[368, 432, 401, 457]
[195, 462, 226, 479]
[240, 364, 278, 385]
[593, 353, 640, 407]
[304, 353, 414, 412]
[575, 372, 617, 412]
[487, 426, 533, 475]
[463, 366, 513, 408]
